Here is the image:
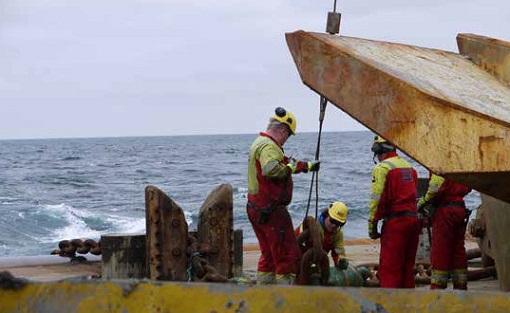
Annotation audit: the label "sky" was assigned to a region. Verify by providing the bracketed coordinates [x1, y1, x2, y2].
[0, 0, 509, 139]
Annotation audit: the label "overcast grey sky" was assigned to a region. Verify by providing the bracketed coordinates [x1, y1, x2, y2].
[0, 0, 508, 139]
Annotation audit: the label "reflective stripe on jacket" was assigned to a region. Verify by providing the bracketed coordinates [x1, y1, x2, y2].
[368, 153, 418, 232]
[247, 132, 293, 208]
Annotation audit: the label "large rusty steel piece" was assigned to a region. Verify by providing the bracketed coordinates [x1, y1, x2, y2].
[145, 185, 188, 281]
[296, 216, 329, 285]
[197, 184, 234, 278]
[286, 31, 510, 203]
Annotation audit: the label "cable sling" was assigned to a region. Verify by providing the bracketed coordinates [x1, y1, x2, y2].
[304, 96, 327, 220]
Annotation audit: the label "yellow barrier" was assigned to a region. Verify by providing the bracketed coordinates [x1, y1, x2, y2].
[1, 280, 510, 313]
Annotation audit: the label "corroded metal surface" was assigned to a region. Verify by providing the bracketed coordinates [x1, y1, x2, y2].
[2, 280, 510, 313]
[145, 185, 188, 281]
[296, 216, 329, 285]
[286, 30, 510, 202]
[477, 195, 510, 291]
[197, 184, 233, 278]
[101, 233, 146, 279]
[457, 33, 510, 86]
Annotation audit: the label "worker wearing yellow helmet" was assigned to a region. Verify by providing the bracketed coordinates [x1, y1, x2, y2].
[295, 201, 349, 270]
[368, 135, 420, 288]
[247, 107, 320, 285]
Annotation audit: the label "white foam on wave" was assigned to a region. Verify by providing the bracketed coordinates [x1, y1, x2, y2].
[236, 187, 248, 194]
[38, 203, 101, 243]
[108, 215, 146, 233]
[35, 203, 198, 243]
[109, 210, 194, 233]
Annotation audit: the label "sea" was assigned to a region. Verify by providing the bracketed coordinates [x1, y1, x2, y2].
[0, 131, 480, 256]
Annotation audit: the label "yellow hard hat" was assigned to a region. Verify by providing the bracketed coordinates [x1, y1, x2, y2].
[373, 135, 387, 144]
[328, 201, 348, 224]
[273, 107, 297, 135]
[371, 135, 395, 154]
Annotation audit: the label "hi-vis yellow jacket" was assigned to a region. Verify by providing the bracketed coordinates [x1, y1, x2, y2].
[247, 132, 292, 208]
[368, 155, 417, 234]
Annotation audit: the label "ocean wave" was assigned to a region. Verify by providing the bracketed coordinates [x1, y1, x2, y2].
[108, 216, 146, 234]
[61, 156, 82, 161]
[235, 186, 248, 194]
[37, 203, 102, 242]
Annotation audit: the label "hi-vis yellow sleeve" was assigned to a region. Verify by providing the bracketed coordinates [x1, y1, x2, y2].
[333, 229, 345, 258]
[417, 174, 445, 207]
[368, 164, 390, 233]
[258, 144, 289, 179]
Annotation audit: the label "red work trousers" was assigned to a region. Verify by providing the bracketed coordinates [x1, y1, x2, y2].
[247, 205, 301, 275]
[431, 206, 467, 281]
[379, 216, 420, 288]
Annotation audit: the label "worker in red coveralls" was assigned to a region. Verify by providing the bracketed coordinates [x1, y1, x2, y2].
[246, 107, 320, 285]
[368, 135, 420, 288]
[295, 201, 350, 270]
[418, 173, 472, 290]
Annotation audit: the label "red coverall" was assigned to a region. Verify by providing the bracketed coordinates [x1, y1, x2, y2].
[419, 174, 471, 289]
[368, 152, 420, 288]
[246, 132, 302, 283]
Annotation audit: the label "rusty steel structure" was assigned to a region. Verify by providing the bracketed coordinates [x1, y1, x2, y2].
[145, 184, 235, 282]
[286, 31, 510, 290]
[296, 216, 329, 285]
[145, 185, 188, 281]
[286, 31, 510, 203]
[197, 184, 234, 278]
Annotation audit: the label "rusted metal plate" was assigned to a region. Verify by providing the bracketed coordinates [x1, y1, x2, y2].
[145, 185, 188, 281]
[197, 184, 233, 278]
[478, 194, 510, 291]
[101, 233, 146, 279]
[286, 30, 510, 202]
[457, 33, 510, 86]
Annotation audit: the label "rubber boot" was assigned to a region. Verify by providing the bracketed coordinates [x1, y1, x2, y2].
[256, 271, 276, 285]
[275, 273, 296, 285]
[452, 269, 468, 290]
[430, 269, 448, 289]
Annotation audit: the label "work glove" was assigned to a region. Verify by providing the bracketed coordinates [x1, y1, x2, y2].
[368, 221, 381, 240]
[307, 160, 320, 172]
[336, 258, 349, 270]
[287, 159, 320, 174]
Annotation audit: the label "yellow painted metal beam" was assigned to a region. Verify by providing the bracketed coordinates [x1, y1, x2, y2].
[1, 280, 510, 313]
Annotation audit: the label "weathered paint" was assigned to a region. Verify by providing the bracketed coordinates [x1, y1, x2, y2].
[477, 195, 510, 291]
[286, 31, 510, 202]
[145, 185, 188, 281]
[101, 233, 146, 279]
[1, 280, 510, 313]
[197, 184, 234, 278]
[457, 33, 510, 86]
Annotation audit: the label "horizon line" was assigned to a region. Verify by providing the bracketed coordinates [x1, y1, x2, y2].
[0, 129, 370, 142]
